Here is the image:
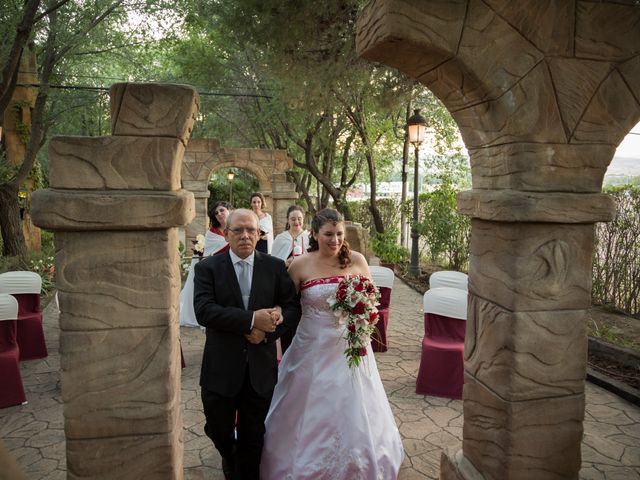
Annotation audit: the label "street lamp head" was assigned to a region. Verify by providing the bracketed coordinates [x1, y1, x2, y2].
[407, 108, 427, 146]
[226, 170, 235, 182]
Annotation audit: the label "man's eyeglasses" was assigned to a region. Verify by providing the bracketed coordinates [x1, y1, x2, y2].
[227, 227, 258, 235]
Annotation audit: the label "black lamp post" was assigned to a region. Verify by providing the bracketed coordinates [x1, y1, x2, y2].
[226, 170, 235, 204]
[407, 108, 427, 277]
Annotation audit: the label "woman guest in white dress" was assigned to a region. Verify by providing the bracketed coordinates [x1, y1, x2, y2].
[250, 192, 273, 254]
[179, 201, 231, 327]
[271, 205, 310, 267]
[271, 205, 310, 353]
[260, 208, 404, 480]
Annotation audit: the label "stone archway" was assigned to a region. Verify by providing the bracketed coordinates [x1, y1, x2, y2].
[181, 139, 298, 248]
[357, 2, 640, 479]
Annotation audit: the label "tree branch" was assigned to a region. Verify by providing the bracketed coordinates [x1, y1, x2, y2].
[0, 0, 41, 116]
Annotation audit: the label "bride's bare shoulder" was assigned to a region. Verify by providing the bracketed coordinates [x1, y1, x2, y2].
[349, 250, 367, 266]
[348, 251, 371, 276]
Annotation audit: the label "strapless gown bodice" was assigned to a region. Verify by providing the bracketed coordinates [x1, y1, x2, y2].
[260, 276, 404, 480]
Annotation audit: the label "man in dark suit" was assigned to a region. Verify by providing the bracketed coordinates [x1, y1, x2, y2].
[194, 208, 301, 480]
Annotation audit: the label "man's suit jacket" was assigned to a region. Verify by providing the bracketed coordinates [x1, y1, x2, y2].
[193, 250, 301, 398]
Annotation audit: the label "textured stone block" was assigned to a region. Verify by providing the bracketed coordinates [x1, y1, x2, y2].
[48, 136, 184, 191]
[468, 220, 594, 311]
[575, 2, 640, 61]
[619, 55, 640, 106]
[67, 431, 182, 480]
[31, 188, 194, 231]
[61, 325, 181, 439]
[547, 58, 612, 139]
[465, 295, 587, 401]
[458, 0, 544, 101]
[356, 0, 466, 91]
[469, 142, 614, 193]
[454, 62, 566, 148]
[440, 448, 484, 480]
[463, 374, 584, 480]
[457, 190, 615, 223]
[110, 83, 199, 145]
[483, 0, 573, 56]
[572, 69, 640, 145]
[184, 137, 220, 153]
[55, 230, 180, 330]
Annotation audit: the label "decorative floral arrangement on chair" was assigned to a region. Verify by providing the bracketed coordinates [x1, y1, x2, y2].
[327, 275, 380, 368]
[192, 234, 205, 258]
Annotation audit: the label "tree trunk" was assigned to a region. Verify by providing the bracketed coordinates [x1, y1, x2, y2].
[365, 150, 385, 234]
[0, 184, 27, 257]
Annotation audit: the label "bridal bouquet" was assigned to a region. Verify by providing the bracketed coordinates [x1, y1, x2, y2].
[327, 275, 380, 368]
[192, 234, 205, 257]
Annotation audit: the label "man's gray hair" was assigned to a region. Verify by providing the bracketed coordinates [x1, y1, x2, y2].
[226, 208, 259, 230]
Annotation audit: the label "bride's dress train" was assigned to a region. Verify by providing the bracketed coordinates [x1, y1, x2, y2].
[260, 276, 404, 480]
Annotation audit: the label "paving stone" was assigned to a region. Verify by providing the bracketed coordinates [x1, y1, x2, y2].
[1, 279, 639, 479]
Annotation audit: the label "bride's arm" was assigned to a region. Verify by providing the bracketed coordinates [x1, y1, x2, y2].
[286, 255, 306, 293]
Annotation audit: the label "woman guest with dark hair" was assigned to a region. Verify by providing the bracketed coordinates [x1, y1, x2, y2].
[250, 192, 273, 254]
[179, 200, 232, 327]
[205, 201, 232, 255]
[261, 209, 403, 479]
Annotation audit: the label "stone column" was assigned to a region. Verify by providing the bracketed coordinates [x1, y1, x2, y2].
[31, 83, 198, 479]
[270, 172, 299, 235]
[182, 139, 222, 249]
[357, 2, 640, 479]
[450, 191, 613, 479]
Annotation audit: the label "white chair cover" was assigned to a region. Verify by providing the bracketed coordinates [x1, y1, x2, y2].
[423, 287, 468, 320]
[0, 271, 42, 295]
[0, 294, 19, 321]
[429, 271, 468, 291]
[370, 266, 394, 289]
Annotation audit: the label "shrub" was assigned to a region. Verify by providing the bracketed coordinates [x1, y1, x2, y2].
[347, 197, 405, 235]
[370, 228, 409, 265]
[416, 180, 470, 271]
[592, 185, 640, 316]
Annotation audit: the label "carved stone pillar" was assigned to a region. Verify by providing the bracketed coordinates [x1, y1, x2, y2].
[31, 83, 198, 479]
[357, 2, 639, 479]
[181, 139, 221, 248]
[270, 172, 299, 235]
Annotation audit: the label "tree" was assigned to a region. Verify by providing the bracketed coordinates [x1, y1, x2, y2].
[171, 0, 460, 234]
[0, 0, 182, 256]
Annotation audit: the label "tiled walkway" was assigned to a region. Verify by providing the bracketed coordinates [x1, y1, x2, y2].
[1, 280, 639, 479]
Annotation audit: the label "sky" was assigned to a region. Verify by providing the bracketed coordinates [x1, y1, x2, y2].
[614, 121, 640, 159]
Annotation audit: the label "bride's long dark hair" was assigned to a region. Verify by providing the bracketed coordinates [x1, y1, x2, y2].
[308, 208, 351, 269]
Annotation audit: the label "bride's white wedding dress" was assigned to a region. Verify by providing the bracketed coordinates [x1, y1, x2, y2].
[260, 276, 404, 480]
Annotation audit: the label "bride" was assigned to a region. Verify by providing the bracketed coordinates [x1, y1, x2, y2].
[260, 208, 404, 479]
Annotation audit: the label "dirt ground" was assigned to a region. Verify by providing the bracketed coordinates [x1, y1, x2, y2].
[589, 306, 640, 352]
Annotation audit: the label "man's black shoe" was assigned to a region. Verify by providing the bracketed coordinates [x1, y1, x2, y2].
[221, 456, 235, 480]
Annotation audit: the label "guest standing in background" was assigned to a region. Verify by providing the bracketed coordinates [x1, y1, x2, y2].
[250, 192, 273, 254]
[179, 201, 232, 327]
[271, 205, 309, 353]
[271, 205, 310, 267]
[204, 200, 232, 255]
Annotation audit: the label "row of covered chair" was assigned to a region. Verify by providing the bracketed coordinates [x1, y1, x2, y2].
[416, 271, 468, 399]
[369, 266, 394, 353]
[0, 271, 47, 409]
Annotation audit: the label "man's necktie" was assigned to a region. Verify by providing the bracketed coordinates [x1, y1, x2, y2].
[238, 260, 251, 309]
